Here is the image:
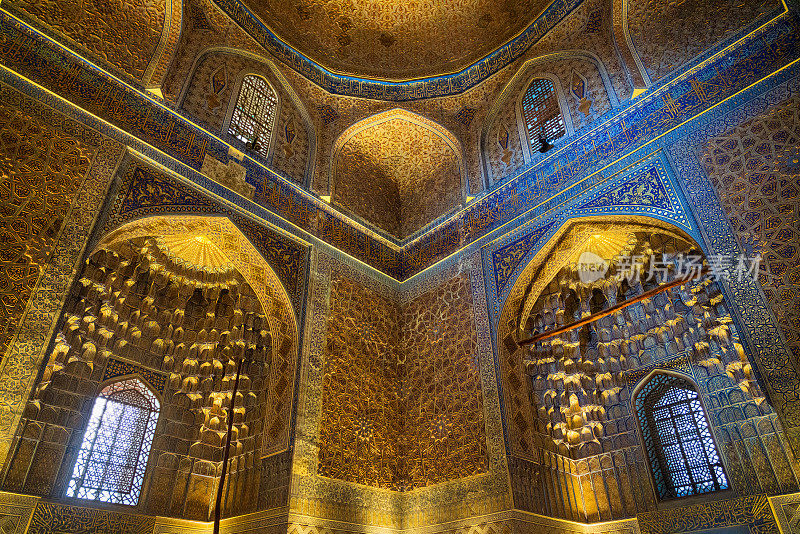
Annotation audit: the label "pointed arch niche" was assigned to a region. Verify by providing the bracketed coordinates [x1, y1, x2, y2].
[330, 109, 467, 240]
[495, 216, 767, 521]
[1, 215, 297, 521]
[480, 52, 620, 188]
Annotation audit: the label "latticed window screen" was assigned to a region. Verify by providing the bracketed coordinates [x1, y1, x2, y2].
[67, 378, 160, 506]
[521, 78, 566, 146]
[227, 75, 278, 159]
[634, 373, 728, 500]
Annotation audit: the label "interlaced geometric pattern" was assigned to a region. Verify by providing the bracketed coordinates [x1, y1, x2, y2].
[66, 378, 160, 506]
[635, 373, 728, 500]
[227, 75, 278, 159]
[521, 78, 566, 147]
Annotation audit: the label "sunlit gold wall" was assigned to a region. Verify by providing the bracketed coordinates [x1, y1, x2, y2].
[400, 272, 487, 487]
[0, 91, 98, 360]
[5, 0, 166, 81]
[0, 85, 122, 463]
[317, 270, 487, 490]
[318, 275, 403, 488]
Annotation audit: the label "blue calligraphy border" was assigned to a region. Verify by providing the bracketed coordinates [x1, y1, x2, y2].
[209, 0, 583, 101]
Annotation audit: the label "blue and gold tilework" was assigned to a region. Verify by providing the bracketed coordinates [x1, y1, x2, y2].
[102, 358, 168, 395]
[0, 9, 798, 281]
[484, 151, 696, 321]
[105, 162, 311, 314]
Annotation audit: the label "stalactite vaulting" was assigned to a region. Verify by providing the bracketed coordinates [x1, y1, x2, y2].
[3, 233, 291, 521]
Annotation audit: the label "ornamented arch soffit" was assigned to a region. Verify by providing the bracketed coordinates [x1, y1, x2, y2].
[98, 215, 297, 334]
[499, 217, 697, 336]
[238, 0, 548, 81]
[333, 112, 463, 240]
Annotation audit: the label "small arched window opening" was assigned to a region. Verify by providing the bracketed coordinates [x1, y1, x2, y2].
[521, 78, 566, 150]
[634, 373, 728, 500]
[66, 378, 160, 506]
[228, 74, 278, 159]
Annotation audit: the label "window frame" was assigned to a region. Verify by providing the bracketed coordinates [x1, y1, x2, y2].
[515, 74, 574, 162]
[632, 370, 730, 502]
[64, 375, 162, 508]
[222, 72, 281, 162]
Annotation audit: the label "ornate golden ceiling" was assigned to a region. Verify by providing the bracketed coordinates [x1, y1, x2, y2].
[246, 0, 547, 80]
[332, 111, 463, 239]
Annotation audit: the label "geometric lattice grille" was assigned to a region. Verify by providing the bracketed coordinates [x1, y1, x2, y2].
[227, 75, 278, 159]
[521, 78, 566, 146]
[635, 373, 728, 500]
[66, 378, 160, 506]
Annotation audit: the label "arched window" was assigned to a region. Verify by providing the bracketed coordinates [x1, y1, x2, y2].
[66, 378, 160, 506]
[228, 75, 278, 159]
[634, 373, 728, 500]
[521, 78, 566, 148]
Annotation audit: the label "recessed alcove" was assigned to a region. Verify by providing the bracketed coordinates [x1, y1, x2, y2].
[331, 110, 465, 240]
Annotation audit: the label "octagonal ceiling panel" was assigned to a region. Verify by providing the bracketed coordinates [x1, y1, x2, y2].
[245, 0, 548, 80]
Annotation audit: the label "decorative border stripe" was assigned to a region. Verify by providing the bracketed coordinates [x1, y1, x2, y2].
[209, 0, 582, 101]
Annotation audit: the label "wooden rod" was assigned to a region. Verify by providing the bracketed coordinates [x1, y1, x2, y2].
[516, 270, 708, 347]
[214, 353, 246, 534]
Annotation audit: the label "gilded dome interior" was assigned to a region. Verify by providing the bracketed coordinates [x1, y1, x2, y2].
[245, 0, 548, 80]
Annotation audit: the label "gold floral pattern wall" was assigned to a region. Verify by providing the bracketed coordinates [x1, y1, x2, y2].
[627, 0, 780, 82]
[6, 0, 166, 80]
[318, 276, 403, 488]
[333, 115, 462, 239]
[401, 272, 487, 487]
[0, 95, 99, 360]
[318, 271, 486, 490]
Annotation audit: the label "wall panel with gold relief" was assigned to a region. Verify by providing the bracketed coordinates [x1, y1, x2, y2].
[0, 81, 124, 462]
[292, 248, 509, 530]
[626, 0, 781, 83]
[668, 72, 800, 453]
[699, 95, 800, 391]
[3, 0, 173, 83]
[316, 261, 488, 490]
